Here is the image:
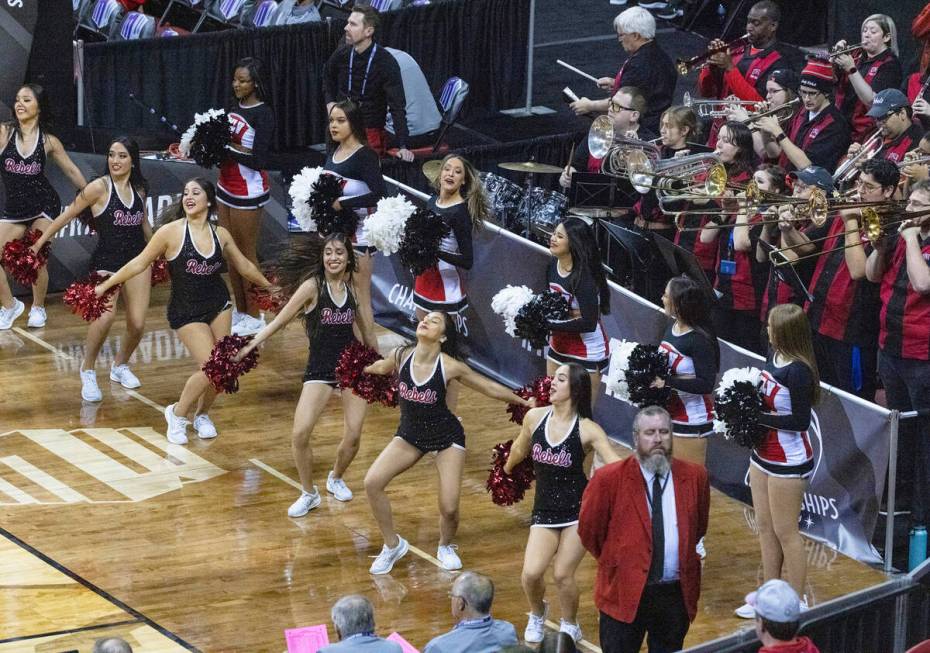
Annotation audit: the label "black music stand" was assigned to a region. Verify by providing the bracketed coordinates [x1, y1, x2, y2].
[758, 240, 815, 303]
[652, 232, 719, 307]
[600, 220, 656, 298]
[570, 173, 618, 210]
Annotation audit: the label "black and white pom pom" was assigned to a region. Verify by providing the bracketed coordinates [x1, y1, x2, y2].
[514, 291, 570, 350]
[288, 166, 323, 232]
[714, 367, 766, 448]
[398, 207, 450, 276]
[605, 341, 671, 408]
[491, 285, 537, 336]
[178, 108, 231, 169]
[366, 195, 417, 255]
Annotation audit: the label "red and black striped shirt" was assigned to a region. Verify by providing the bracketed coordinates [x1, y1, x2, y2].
[879, 234, 930, 360]
[805, 216, 880, 346]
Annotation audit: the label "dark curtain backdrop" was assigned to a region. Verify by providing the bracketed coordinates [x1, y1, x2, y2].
[82, 0, 529, 151]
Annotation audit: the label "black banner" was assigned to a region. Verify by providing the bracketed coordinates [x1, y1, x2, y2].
[0, 0, 38, 121]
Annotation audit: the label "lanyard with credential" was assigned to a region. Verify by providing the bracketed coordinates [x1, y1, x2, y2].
[348, 43, 377, 100]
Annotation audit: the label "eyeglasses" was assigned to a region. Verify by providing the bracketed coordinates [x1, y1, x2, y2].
[856, 179, 882, 193]
[798, 89, 821, 99]
[609, 99, 635, 113]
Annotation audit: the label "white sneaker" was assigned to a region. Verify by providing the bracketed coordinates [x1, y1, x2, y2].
[231, 314, 265, 336]
[0, 298, 25, 330]
[110, 363, 141, 389]
[696, 536, 707, 560]
[437, 544, 462, 571]
[164, 403, 190, 444]
[80, 369, 103, 402]
[369, 536, 409, 575]
[287, 487, 322, 517]
[193, 414, 218, 439]
[639, 1, 668, 8]
[735, 601, 756, 619]
[524, 601, 548, 643]
[326, 471, 353, 502]
[560, 620, 583, 643]
[657, 6, 684, 19]
[27, 305, 46, 328]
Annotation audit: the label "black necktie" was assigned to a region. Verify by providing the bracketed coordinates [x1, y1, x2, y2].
[648, 474, 665, 584]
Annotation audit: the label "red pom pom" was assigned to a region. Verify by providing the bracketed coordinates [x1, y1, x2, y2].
[1, 229, 50, 286]
[62, 272, 119, 322]
[506, 376, 552, 425]
[249, 272, 286, 313]
[334, 340, 398, 407]
[202, 335, 260, 394]
[486, 440, 536, 506]
[151, 258, 170, 286]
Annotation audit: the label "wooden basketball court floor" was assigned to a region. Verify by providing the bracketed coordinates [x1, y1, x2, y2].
[0, 286, 887, 652]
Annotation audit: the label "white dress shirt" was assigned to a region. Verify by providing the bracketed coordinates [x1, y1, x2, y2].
[639, 463, 680, 582]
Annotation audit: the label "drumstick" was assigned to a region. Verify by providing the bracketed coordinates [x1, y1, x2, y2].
[556, 60, 600, 85]
[565, 142, 576, 171]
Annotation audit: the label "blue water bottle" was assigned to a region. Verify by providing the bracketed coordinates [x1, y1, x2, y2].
[909, 526, 927, 571]
[717, 3, 726, 25]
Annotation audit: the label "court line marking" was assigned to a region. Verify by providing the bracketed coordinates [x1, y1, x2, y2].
[14, 327, 167, 413]
[0, 618, 141, 645]
[249, 458, 443, 567]
[0, 526, 199, 651]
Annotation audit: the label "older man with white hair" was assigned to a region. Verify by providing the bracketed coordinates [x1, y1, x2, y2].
[424, 571, 517, 653]
[319, 595, 402, 653]
[570, 6, 675, 132]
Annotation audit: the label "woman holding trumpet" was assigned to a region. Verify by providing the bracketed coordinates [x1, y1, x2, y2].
[832, 14, 902, 143]
[728, 69, 800, 165]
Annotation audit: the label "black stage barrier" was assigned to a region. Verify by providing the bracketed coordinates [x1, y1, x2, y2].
[82, 0, 530, 151]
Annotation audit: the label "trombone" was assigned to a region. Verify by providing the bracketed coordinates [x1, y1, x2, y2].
[670, 187, 831, 229]
[676, 34, 750, 76]
[683, 92, 759, 118]
[587, 115, 661, 175]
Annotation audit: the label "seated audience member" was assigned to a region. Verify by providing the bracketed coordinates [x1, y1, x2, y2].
[561, 86, 652, 189]
[424, 571, 518, 653]
[571, 7, 674, 133]
[747, 579, 820, 652]
[93, 638, 133, 653]
[319, 595, 402, 653]
[274, 0, 322, 24]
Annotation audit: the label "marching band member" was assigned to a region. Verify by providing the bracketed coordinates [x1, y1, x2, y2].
[728, 68, 799, 164]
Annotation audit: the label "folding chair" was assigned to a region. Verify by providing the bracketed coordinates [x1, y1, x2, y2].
[431, 76, 469, 152]
[206, 0, 251, 26]
[242, 0, 279, 26]
[113, 11, 157, 39]
[159, 0, 209, 32]
[74, 0, 125, 40]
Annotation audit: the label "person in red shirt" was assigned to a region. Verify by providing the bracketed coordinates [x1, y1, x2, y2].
[866, 180, 930, 526]
[832, 14, 903, 144]
[746, 579, 820, 653]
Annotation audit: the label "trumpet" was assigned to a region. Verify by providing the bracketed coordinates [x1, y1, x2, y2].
[829, 42, 863, 60]
[587, 115, 662, 176]
[746, 97, 802, 126]
[898, 154, 930, 169]
[676, 34, 750, 76]
[682, 92, 759, 118]
[832, 128, 883, 184]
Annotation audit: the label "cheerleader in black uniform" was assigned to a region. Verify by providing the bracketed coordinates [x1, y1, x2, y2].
[217, 58, 276, 337]
[653, 275, 720, 467]
[362, 311, 534, 574]
[234, 234, 378, 516]
[0, 84, 88, 331]
[412, 154, 490, 411]
[323, 99, 383, 348]
[546, 219, 611, 405]
[95, 178, 271, 445]
[504, 362, 619, 644]
[32, 137, 152, 402]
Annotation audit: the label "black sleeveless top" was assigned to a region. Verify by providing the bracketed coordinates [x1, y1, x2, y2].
[303, 280, 358, 383]
[395, 350, 465, 452]
[530, 410, 587, 525]
[166, 221, 230, 327]
[92, 177, 147, 272]
[0, 129, 61, 221]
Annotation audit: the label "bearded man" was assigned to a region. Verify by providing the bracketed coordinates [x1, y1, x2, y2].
[578, 405, 710, 653]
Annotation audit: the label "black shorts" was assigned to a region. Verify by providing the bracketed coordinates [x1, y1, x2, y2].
[672, 421, 714, 439]
[168, 300, 232, 330]
[215, 185, 269, 210]
[546, 348, 610, 374]
[0, 207, 58, 224]
[750, 451, 814, 479]
[531, 512, 580, 528]
[396, 424, 466, 453]
[353, 245, 377, 255]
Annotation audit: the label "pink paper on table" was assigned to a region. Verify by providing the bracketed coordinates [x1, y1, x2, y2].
[285, 624, 330, 653]
[387, 632, 420, 653]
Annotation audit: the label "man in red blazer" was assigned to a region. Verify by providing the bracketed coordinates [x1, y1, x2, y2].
[579, 405, 710, 653]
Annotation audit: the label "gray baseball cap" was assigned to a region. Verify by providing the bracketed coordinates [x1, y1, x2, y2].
[746, 579, 801, 622]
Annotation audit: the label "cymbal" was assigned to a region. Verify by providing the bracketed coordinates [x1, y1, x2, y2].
[422, 159, 442, 183]
[568, 207, 630, 219]
[498, 161, 563, 175]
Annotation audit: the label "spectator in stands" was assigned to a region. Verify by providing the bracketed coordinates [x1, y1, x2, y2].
[324, 6, 414, 161]
[756, 58, 851, 173]
[866, 179, 930, 529]
[561, 86, 651, 188]
[319, 595, 402, 652]
[93, 637, 133, 653]
[578, 405, 710, 653]
[424, 571, 518, 653]
[570, 7, 674, 133]
[274, 0, 322, 25]
[832, 14, 902, 144]
[747, 580, 820, 653]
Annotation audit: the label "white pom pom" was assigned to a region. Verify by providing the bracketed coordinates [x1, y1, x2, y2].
[366, 195, 417, 255]
[491, 285, 535, 336]
[179, 108, 228, 157]
[288, 166, 324, 232]
[712, 418, 729, 437]
[605, 339, 639, 402]
[716, 366, 763, 398]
